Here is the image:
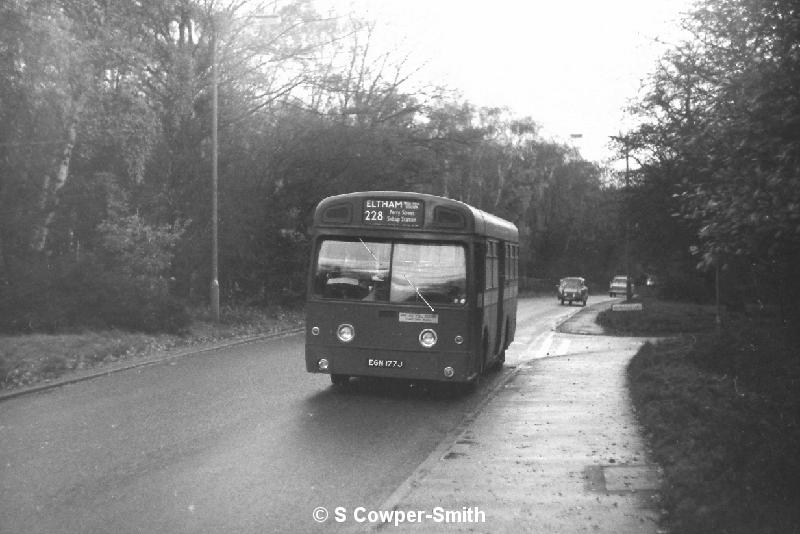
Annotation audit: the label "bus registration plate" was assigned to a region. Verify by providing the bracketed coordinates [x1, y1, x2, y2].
[399, 312, 438, 324]
[367, 358, 405, 368]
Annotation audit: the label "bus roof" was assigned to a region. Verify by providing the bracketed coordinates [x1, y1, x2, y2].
[312, 191, 518, 242]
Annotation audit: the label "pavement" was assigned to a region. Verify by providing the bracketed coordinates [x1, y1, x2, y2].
[362, 301, 663, 533]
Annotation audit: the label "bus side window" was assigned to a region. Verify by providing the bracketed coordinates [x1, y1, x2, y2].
[476, 244, 485, 290]
[505, 243, 516, 281]
[484, 243, 492, 290]
[485, 241, 499, 290]
[509, 245, 518, 280]
[491, 242, 495, 289]
[493, 244, 499, 288]
[492, 247, 500, 287]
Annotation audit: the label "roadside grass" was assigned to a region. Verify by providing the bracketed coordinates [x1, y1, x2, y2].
[626, 315, 800, 533]
[0, 305, 304, 391]
[596, 295, 719, 335]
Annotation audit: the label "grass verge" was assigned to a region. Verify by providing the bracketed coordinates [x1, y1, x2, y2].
[0, 305, 304, 391]
[627, 319, 800, 533]
[597, 295, 719, 335]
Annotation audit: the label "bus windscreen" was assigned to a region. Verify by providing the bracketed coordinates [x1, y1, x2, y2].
[313, 239, 466, 305]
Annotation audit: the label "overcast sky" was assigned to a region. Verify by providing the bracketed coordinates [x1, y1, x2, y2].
[314, 0, 694, 164]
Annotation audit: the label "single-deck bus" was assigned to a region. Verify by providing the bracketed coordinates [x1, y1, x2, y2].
[305, 191, 519, 387]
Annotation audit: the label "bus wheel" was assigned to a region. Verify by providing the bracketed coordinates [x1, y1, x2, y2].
[491, 331, 506, 371]
[491, 349, 505, 372]
[330, 374, 349, 386]
[474, 334, 488, 377]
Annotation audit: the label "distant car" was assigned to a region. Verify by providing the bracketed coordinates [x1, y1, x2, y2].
[557, 277, 588, 306]
[609, 275, 634, 297]
[557, 277, 578, 300]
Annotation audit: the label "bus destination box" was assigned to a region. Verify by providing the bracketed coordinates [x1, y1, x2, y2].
[362, 198, 424, 228]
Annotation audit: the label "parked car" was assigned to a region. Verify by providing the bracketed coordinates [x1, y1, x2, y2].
[609, 275, 634, 297]
[557, 277, 588, 306]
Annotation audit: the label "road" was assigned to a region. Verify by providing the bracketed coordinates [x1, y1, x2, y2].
[0, 296, 587, 534]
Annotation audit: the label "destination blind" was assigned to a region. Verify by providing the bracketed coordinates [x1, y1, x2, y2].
[362, 199, 424, 228]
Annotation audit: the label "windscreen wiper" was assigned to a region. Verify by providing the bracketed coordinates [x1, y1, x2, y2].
[403, 275, 435, 313]
[358, 238, 378, 262]
[359, 238, 384, 281]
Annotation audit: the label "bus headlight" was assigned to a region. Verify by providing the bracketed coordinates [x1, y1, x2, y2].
[336, 323, 355, 343]
[311, 326, 320, 336]
[419, 329, 437, 348]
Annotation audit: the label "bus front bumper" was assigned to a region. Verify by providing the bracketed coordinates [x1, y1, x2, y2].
[305, 345, 475, 383]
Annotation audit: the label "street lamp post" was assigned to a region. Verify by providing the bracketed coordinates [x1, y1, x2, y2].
[210, 23, 220, 322]
[623, 140, 632, 302]
[610, 133, 633, 302]
[209, 12, 280, 322]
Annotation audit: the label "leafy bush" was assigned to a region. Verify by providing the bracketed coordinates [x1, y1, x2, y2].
[628, 325, 800, 534]
[657, 272, 714, 303]
[0, 257, 190, 334]
[0, 215, 189, 334]
[0, 258, 72, 332]
[82, 272, 191, 334]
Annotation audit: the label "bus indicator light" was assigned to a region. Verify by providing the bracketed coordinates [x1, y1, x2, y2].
[454, 335, 464, 345]
[318, 358, 330, 371]
[419, 329, 438, 348]
[336, 324, 355, 343]
[311, 326, 320, 335]
[443, 366, 455, 378]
